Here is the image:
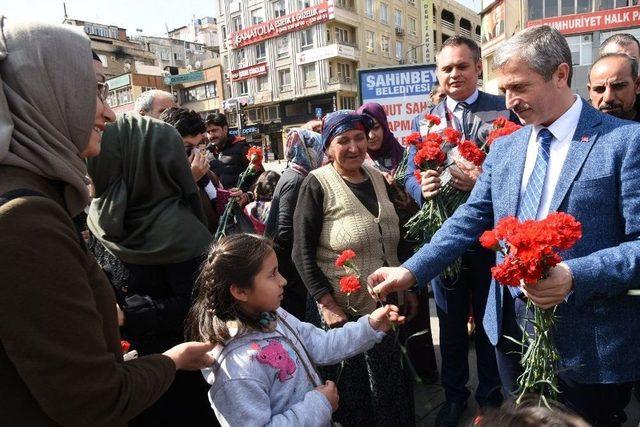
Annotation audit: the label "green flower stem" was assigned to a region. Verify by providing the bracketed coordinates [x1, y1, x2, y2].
[214, 164, 255, 241]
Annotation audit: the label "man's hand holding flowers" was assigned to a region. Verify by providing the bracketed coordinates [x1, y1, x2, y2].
[522, 263, 574, 309]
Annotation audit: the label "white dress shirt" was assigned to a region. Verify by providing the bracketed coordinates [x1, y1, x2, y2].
[445, 89, 479, 127]
[519, 96, 582, 220]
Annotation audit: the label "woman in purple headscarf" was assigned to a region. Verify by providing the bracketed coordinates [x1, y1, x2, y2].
[356, 102, 405, 174]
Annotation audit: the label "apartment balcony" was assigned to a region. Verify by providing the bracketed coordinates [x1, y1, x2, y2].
[329, 1, 360, 27]
[326, 75, 357, 92]
[441, 20, 455, 32]
[459, 28, 471, 39]
[254, 92, 273, 104]
[395, 27, 404, 37]
[299, 43, 359, 63]
[333, 0, 355, 12]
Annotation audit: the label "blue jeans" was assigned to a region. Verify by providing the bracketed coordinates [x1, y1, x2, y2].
[433, 246, 503, 407]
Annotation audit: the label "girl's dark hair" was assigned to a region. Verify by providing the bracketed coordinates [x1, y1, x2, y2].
[185, 233, 274, 342]
[251, 170, 280, 201]
[160, 107, 206, 137]
[473, 397, 589, 427]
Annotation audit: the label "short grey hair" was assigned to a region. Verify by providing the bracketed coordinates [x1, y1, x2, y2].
[589, 52, 639, 82]
[493, 25, 573, 87]
[134, 89, 174, 114]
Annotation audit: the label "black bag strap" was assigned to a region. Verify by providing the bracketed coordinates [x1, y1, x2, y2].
[0, 188, 87, 253]
[276, 314, 323, 387]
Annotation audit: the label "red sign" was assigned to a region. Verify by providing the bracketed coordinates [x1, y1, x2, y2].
[230, 63, 268, 82]
[228, 3, 330, 49]
[527, 6, 640, 35]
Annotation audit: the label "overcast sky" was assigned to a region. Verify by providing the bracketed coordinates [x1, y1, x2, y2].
[0, 0, 480, 37]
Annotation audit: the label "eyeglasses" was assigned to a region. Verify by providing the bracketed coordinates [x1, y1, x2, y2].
[97, 82, 110, 102]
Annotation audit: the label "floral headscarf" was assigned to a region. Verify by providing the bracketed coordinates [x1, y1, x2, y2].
[285, 128, 324, 176]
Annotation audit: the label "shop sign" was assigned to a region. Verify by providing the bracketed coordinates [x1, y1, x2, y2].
[230, 63, 268, 82]
[228, 3, 330, 49]
[107, 73, 130, 90]
[527, 5, 640, 35]
[296, 43, 357, 65]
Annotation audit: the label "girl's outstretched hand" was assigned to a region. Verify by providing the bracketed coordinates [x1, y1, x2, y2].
[368, 304, 405, 332]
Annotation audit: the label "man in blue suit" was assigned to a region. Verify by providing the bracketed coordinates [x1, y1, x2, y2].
[405, 35, 510, 427]
[370, 25, 640, 426]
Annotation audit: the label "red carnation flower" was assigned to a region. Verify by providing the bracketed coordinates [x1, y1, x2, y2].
[424, 132, 443, 144]
[443, 128, 462, 144]
[486, 122, 522, 147]
[121, 340, 131, 354]
[492, 116, 509, 129]
[414, 170, 423, 182]
[424, 114, 441, 126]
[339, 275, 361, 294]
[457, 140, 486, 166]
[479, 230, 500, 251]
[335, 249, 356, 268]
[405, 132, 423, 147]
[247, 146, 263, 166]
[414, 139, 446, 169]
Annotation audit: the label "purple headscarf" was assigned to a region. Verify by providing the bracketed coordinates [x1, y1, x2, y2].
[356, 102, 404, 171]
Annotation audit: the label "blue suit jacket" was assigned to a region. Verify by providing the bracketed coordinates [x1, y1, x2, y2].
[403, 101, 640, 383]
[405, 91, 514, 204]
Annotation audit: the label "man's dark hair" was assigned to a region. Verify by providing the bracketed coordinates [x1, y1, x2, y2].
[589, 52, 639, 82]
[160, 107, 205, 137]
[600, 33, 640, 56]
[439, 35, 481, 63]
[205, 113, 228, 128]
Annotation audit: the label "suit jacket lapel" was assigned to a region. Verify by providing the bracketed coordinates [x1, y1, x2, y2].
[548, 103, 601, 213]
[507, 127, 532, 217]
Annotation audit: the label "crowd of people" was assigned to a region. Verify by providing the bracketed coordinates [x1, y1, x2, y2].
[1, 14, 640, 427]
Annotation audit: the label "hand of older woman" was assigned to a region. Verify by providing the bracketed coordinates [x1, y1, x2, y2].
[318, 294, 348, 328]
[420, 169, 441, 199]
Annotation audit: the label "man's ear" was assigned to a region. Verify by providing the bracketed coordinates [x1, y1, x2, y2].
[555, 63, 571, 88]
[230, 284, 250, 302]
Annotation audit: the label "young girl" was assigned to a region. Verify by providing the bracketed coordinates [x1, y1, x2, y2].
[187, 234, 404, 426]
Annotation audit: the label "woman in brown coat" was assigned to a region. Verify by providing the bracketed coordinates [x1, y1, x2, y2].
[0, 18, 213, 426]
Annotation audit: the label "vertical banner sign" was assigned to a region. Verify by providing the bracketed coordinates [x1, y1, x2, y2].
[422, 0, 434, 64]
[358, 64, 438, 144]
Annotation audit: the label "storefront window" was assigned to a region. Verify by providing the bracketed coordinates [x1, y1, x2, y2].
[566, 34, 592, 66]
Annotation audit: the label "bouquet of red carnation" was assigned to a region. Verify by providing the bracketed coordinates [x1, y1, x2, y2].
[404, 137, 451, 257]
[480, 213, 582, 406]
[214, 147, 264, 240]
[121, 340, 138, 361]
[394, 113, 441, 186]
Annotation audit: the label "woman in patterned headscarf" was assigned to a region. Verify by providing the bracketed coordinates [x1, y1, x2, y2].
[0, 17, 213, 425]
[292, 110, 415, 427]
[265, 128, 324, 319]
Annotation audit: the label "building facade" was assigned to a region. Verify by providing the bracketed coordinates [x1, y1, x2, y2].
[217, 0, 426, 158]
[176, 59, 226, 117]
[480, 1, 640, 98]
[105, 71, 171, 115]
[63, 18, 156, 79]
[169, 17, 220, 53]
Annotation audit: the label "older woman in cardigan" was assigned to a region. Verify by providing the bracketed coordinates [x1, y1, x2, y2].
[292, 110, 414, 427]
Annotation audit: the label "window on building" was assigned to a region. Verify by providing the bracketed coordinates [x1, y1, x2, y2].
[365, 0, 374, 19]
[576, 0, 591, 13]
[255, 42, 267, 61]
[264, 105, 280, 120]
[395, 9, 402, 28]
[381, 35, 390, 56]
[334, 27, 349, 44]
[366, 30, 375, 53]
[409, 17, 417, 35]
[341, 96, 356, 110]
[380, 3, 389, 24]
[395, 41, 403, 60]
[116, 87, 133, 105]
[298, 0, 311, 8]
[278, 68, 291, 91]
[182, 82, 217, 103]
[561, 0, 575, 15]
[235, 48, 246, 64]
[337, 62, 352, 81]
[231, 16, 242, 32]
[250, 8, 264, 25]
[566, 34, 592, 66]
[238, 80, 249, 95]
[277, 36, 289, 58]
[257, 75, 270, 91]
[274, 0, 286, 17]
[545, 0, 558, 17]
[528, 0, 543, 20]
[247, 108, 263, 122]
[97, 53, 108, 66]
[302, 63, 316, 85]
[301, 28, 314, 50]
[407, 45, 417, 63]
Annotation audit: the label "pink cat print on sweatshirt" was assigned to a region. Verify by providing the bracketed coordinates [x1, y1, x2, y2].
[254, 340, 296, 382]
